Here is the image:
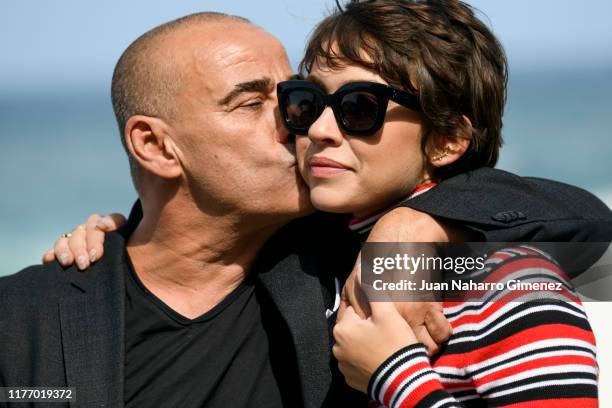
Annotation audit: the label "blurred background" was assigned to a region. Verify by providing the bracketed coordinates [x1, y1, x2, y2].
[0, 0, 611, 399]
[1, 0, 611, 272]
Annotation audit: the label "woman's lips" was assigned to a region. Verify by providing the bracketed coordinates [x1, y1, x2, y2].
[309, 156, 351, 177]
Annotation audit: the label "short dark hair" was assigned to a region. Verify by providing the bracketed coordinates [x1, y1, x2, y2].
[300, 0, 508, 178]
[110, 12, 250, 183]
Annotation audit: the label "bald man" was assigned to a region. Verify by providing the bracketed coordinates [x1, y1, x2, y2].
[0, 13, 371, 408]
[2, 11, 611, 408]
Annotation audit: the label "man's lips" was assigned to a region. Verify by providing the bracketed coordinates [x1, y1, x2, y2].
[308, 156, 351, 177]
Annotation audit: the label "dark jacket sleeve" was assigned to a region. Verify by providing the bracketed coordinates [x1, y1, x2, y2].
[403, 167, 612, 242]
[400, 167, 612, 277]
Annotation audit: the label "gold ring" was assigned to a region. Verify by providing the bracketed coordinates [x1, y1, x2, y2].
[61, 232, 72, 239]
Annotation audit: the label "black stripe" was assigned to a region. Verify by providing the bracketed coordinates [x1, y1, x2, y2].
[444, 304, 592, 354]
[446, 389, 479, 399]
[486, 383, 598, 406]
[484, 252, 558, 273]
[390, 368, 437, 408]
[444, 282, 579, 319]
[369, 344, 427, 400]
[414, 389, 464, 408]
[449, 302, 590, 341]
[437, 344, 596, 380]
[445, 294, 585, 321]
[484, 371, 597, 396]
[445, 302, 493, 320]
[461, 399, 488, 408]
[445, 318, 591, 355]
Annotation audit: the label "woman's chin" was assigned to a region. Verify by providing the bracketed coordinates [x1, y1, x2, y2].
[309, 188, 356, 214]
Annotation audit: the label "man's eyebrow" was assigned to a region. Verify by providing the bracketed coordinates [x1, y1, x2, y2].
[219, 78, 272, 106]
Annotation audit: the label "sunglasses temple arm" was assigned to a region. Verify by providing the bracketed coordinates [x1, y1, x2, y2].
[391, 90, 423, 113]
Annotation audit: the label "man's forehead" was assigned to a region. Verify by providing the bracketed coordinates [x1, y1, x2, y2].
[174, 23, 282, 65]
[200, 40, 265, 71]
[179, 25, 289, 95]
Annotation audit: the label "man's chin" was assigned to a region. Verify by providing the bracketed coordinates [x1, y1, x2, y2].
[297, 196, 316, 217]
[291, 166, 315, 214]
[290, 182, 316, 218]
[264, 176, 313, 220]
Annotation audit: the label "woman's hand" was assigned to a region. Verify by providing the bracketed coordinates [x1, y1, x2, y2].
[341, 261, 450, 356]
[333, 301, 418, 394]
[41, 213, 126, 270]
[341, 207, 457, 354]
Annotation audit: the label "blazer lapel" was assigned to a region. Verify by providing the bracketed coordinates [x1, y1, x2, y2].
[58, 233, 127, 407]
[257, 250, 333, 408]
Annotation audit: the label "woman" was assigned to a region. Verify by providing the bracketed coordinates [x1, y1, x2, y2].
[48, 1, 599, 406]
[277, 1, 598, 406]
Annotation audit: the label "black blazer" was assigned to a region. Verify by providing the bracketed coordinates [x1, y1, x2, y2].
[1, 167, 611, 408]
[0, 226, 360, 408]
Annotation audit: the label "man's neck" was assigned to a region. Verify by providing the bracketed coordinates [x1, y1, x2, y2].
[126, 197, 288, 319]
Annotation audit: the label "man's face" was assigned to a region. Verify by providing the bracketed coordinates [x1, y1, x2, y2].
[166, 22, 312, 223]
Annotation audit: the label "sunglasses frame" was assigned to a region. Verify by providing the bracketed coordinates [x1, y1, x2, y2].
[277, 80, 422, 137]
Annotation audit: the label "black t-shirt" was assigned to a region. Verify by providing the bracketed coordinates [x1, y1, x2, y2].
[124, 259, 302, 408]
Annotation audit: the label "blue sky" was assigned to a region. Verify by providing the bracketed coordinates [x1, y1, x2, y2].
[1, 0, 611, 93]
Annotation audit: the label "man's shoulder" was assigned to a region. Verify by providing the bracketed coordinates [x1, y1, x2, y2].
[1, 231, 130, 305]
[1, 261, 66, 291]
[0, 261, 74, 304]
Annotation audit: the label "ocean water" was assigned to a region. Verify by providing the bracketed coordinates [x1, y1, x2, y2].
[1, 68, 611, 275]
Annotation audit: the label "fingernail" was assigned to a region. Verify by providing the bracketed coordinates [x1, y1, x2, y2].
[59, 253, 69, 264]
[103, 217, 114, 228]
[77, 255, 87, 269]
[89, 249, 97, 263]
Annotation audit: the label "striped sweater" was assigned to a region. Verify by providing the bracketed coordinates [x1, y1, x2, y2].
[367, 246, 598, 407]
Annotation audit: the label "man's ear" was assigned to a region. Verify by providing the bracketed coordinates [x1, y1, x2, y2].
[426, 115, 472, 168]
[124, 115, 182, 179]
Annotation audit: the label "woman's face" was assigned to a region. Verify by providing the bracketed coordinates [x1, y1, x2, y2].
[295, 60, 432, 218]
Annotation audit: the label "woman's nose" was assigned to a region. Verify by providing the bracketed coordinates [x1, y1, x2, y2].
[307, 106, 343, 146]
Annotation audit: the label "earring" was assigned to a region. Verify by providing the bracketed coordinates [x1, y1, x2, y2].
[432, 147, 451, 162]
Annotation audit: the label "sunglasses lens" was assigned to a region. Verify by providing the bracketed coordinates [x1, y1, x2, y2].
[283, 90, 321, 131]
[340, 91, 380, 132]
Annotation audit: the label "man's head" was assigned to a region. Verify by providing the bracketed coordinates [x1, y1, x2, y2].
[111, 13, 311, 224]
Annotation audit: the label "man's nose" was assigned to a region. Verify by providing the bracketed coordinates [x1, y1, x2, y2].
[307, 107, 343, 147]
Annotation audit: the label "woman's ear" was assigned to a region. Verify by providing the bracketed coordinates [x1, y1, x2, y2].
[124, 115, 182, 179]
[427, 115, 472, 168]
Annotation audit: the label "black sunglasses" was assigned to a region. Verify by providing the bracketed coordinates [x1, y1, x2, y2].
[277, 80, 422, 137]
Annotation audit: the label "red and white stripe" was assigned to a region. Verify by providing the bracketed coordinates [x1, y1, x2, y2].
[369, 247, 598, 408]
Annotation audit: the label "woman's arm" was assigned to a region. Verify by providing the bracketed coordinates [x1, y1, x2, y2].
[334, 249, 599, 407]
[333, 301, 467, 408]
[341, 206, 471, 354]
